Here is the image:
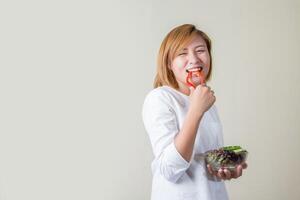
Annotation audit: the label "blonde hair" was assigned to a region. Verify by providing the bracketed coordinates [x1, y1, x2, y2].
[154, 24, 212, 89]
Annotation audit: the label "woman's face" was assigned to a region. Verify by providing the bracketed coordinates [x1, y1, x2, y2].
[170, 35, 211, 89]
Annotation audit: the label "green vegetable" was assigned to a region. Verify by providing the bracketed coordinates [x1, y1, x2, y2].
[205, 146, 248, 172]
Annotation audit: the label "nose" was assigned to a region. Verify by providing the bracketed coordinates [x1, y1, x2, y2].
[188, 52, 200, 65]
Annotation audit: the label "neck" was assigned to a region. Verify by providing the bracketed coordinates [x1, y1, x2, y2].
[177, 81, 190, 96]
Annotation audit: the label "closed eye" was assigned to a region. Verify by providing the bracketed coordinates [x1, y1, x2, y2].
[178, 52, 187, 56]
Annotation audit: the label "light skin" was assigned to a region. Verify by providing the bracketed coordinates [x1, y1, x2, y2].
[170, 35, 247, 181]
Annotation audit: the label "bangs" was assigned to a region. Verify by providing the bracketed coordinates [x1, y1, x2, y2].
[170, 31, 201, 60]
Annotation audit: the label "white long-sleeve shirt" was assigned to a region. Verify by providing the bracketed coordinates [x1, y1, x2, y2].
[142, 86, 229, 200]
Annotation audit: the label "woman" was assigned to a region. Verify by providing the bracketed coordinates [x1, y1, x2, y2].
[142, 24, 247, 200]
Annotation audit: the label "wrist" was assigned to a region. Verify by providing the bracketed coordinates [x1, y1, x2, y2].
[187, 108, 204, 122]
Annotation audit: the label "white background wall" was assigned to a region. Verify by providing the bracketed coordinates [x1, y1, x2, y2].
[0, 0, 299, 199]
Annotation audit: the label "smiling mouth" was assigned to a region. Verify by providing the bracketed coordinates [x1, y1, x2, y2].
[185, 66, 203, 73]
[185, 65, 206, 87]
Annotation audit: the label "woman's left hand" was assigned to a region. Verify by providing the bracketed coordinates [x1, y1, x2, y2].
[207, 162, 248, 180]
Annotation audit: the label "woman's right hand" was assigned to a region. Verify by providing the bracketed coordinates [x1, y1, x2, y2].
[188, 84, 216, 118]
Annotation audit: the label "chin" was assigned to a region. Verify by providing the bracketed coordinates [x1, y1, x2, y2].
[193, 82, 201, 87]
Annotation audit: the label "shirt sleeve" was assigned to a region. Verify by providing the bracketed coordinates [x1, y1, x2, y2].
[142, 90, 193, 183]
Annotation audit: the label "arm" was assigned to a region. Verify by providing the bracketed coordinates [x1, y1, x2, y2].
[174, 108, 203, 162]
[175, 85, 215, 162]
[142, 86, 214, 183]
[142, 91, 195, 183]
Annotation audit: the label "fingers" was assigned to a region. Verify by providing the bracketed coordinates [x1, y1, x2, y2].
[233, 165, 243, 178]
[201, 85, 214, 95]
[233, 163, 247, 179]
[208, 164, 247, 181]
[207, 164, 212, 174]
[207, 165, 222, 180]
[217, 168, 231, 180]
[206, 86, 214, 95]
[242, 162, 248, 169]
[207, 164, 216, 175]
[206, 86, 213, 94]
[193, 84, 216, 103]
[199, 84, 209, 90]
[231, 164, 245, 179]
[217, 169, 226, 179]
[197, 85, 213, 93]
[188, 85, 196, 97]
[224, 169, 232, 180]
[237, 165, 243, 177]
